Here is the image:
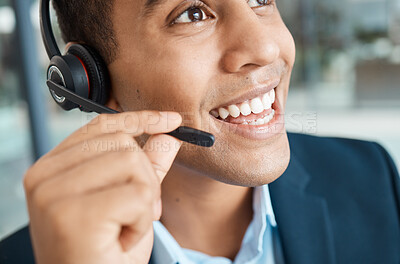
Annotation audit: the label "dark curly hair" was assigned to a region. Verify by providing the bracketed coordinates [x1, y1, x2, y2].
[52, 0, 117, 64]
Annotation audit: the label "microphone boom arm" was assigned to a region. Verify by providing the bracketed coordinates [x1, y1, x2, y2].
[47, 80, 215, 147]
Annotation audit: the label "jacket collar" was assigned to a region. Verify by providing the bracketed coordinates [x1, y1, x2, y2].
[269, 152, 337, 264]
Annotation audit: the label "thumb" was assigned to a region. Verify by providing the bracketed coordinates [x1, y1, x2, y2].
[143, 134, 182, 183]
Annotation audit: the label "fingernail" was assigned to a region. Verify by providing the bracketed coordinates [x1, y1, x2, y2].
[160, 112, 181, 120]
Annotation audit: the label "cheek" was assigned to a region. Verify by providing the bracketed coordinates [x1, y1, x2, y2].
[273, 23, 296, 106]
[278, 25, 296, 69]
[136, 39, 219, 112]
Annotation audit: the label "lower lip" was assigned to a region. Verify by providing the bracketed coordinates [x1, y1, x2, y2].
[210, 99, 285, 141]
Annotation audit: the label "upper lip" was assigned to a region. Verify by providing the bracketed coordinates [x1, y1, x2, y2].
[211, 78, 280, 110]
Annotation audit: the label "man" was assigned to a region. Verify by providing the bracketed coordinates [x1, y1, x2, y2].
[1, 0, 399, 263]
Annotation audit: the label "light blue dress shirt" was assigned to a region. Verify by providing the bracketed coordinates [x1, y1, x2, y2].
[150, 184, 277, 264]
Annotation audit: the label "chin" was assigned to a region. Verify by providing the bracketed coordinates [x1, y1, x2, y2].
[175, 130, 291, 187]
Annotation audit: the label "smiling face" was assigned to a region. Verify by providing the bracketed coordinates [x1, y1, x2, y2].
[108, 0, 296, 186]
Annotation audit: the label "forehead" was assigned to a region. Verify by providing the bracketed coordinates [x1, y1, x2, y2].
[142, 0, 172, 14]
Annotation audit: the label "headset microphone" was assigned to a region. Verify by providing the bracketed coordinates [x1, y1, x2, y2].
[39, 0, 214, 147]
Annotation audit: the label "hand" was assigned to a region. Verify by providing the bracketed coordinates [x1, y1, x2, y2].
[24, 111, 183, 264]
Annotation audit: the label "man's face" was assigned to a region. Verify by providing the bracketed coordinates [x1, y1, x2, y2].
[108, 0, 295, 186]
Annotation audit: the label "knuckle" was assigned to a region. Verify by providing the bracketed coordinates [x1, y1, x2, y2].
[93, 113, 108, 124]
[135, 184, 154, 205]
[23, 168, 35, 194]
[31, 186, 49, 211]
[97, 113, 109, 123]
[115, 132, 133, 144]
[141, 110, 161, 124]
[141, 110, 159, 119]
[23, 155, 51, 194]
[97, 114, 117, 133]
[91, 114, 102, 123]
[87, 114, 103, 128]
[120, 112, 141, 129]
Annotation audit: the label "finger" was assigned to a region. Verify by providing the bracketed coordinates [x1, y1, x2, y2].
[123, 226, 154, 255]
[81, 183, 156, 251]
[143, 134, 182, 183]
[51, 111, 182, 156]
[30, 150, 160, 206]
[25, 133, 140, 194]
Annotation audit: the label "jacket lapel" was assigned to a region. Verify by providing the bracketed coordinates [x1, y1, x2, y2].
[269, 153, 336, 264]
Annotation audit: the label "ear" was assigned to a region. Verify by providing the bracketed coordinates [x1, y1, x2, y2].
[64, 42, 78, 52]
[105, 89, 123, 112]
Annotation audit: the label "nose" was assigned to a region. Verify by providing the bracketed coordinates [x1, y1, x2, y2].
[220, 6, 280, 73]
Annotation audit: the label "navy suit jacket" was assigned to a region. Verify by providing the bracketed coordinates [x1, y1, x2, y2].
[1, 132, 400, 264]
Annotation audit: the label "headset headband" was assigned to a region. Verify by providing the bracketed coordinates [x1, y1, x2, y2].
[40, 0, 61, 58]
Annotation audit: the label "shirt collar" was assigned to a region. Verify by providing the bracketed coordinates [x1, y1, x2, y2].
[234, 184, 276, 263]
[151, 221, 184, 264]
[150, 184, 277, 264]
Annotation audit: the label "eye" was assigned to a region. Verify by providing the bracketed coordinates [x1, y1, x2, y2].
[247, 0, 274, 8]
[173, 3, 212, 24]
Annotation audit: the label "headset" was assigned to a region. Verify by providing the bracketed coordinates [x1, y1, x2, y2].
[39, 0, 214, 147]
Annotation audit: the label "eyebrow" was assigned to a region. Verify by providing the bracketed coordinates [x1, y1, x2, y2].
[143, 0, 167, 16]
[145, 0, 162, 7]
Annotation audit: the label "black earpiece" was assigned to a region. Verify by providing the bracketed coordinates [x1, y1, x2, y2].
[45, 43, 110, 112]
[39, 0, 215, 147]
[66, 44, 110, 110]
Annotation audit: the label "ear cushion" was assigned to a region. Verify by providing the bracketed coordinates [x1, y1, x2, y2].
[67, 44, 110, 105]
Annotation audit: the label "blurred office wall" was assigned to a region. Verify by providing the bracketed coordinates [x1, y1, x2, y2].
[0, 0, 399, 239]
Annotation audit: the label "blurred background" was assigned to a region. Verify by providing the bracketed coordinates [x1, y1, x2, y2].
[0, 0, 399, 240]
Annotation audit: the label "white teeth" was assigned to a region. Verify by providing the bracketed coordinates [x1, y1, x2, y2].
[210, 110, 219, 118]
[263, 112, 273, 123]
[213, 89, 276, 119]
[255, 118, 265, 125]
[245, 109, 275, 126]
[250, 98, 264, 114]
[228, 105, 241, 118]
[218, 107, 230, 119]
[269, 89, 275, 103]
[262, 93, 272, 110]
[239, 102, 252, 116]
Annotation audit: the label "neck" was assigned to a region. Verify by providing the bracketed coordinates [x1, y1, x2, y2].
[160, 163, 253, 260]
